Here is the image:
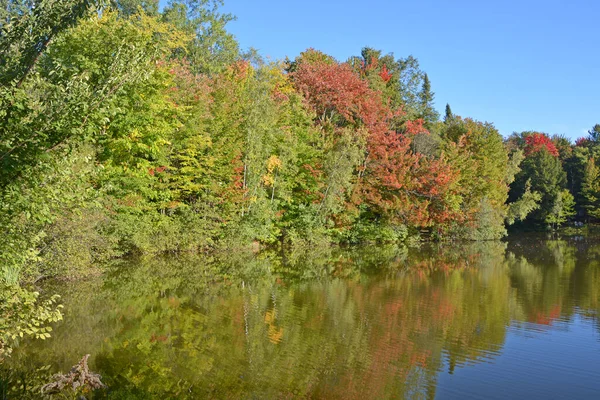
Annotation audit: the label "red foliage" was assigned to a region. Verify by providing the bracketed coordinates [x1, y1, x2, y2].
[365, 56, 378, 72]
[524, 133, 559, 157]
[167, 60, 213, 110]
[575, 137, 590, 147]
[360, 56, 379, 75]
[379, 65, 392, 82]
[531, 304, 561, 326]
[228, 60, 250, 81]
[231, 154, 245, 190]
[293, 57, 379, 125]
[292, 52, 463, 227]
[150, 334, 168, 343]
[148, 166, 167, 176]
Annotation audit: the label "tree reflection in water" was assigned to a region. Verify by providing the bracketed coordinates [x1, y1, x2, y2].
[2, 237, 600, 399]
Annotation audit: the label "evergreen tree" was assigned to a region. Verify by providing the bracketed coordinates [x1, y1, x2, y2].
[588, 123, 600, 142]
[418, 73, 439, 126]
[444, 103, 453, 123]
[510, 148, 567, 226]
[506, 180, 541, 225]
[551, 134, 573, 162]
[581, 157, 600, 220]
[565, 145, 594, 215]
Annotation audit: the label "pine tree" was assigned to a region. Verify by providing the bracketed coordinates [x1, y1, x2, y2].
[418, 73, 439, 126]
[444, 103, 453, 123]
[588, 124, 600, 143]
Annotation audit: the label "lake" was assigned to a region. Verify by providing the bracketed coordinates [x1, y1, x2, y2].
[2, 236, 600, 399]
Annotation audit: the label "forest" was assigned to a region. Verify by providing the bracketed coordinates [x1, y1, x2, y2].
[1, 0, 600, 367]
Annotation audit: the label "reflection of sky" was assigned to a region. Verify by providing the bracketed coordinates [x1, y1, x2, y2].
[436, 314, 600, 399]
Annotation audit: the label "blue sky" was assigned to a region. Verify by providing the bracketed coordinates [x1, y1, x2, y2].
[167, 0, 600, 140]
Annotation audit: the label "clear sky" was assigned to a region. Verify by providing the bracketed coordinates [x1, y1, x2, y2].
[173, 0, 600, 140]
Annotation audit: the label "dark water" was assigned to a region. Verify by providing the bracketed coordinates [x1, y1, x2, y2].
[2, 236, 600, 399]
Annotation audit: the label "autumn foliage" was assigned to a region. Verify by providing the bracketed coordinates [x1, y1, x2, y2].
[524, 133, 559, 157]
[292, 50, 462, 228]
[293, 53, 381, 126]
[4, 0, 555, 291]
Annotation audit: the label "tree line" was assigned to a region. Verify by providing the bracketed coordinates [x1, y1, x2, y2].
[0, 0, 598, 290]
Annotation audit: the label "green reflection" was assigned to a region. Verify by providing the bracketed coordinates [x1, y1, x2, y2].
[2, 238, 600, 399]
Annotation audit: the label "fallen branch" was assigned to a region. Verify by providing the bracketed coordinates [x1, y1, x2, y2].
[41, 354, 106, 396]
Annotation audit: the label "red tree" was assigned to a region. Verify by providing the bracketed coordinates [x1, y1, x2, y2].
[524, 133, 559, 157]
[575, 137, 590, 147]
[292, 50, 462, 227]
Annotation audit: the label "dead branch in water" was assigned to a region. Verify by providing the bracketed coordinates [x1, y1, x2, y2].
[41, 354, 106, 396]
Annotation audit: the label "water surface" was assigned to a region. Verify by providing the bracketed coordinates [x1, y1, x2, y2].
[3, 237, 600, 399]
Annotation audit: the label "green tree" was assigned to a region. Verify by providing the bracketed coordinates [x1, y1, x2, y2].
[440, 117, 511, 239]
[347, 47, 427, 119]
[565, 145, 586, 210]
[417, 73, 439, 126]
[161, 0, 239, 74]
[588, 123, 600, 143]
[551, 134, 573, 162]
[0, 0, 97, 86]
[545, 189, 576, 230]
[0, 8, 191, 283]
[111, 0, 159, 16]
[506, 180, 541, 225]
[444, 103, 453, 123]
[0, 0, 99, 187]
[581, 157, 600, 220]
[510, 148, 567, 226]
